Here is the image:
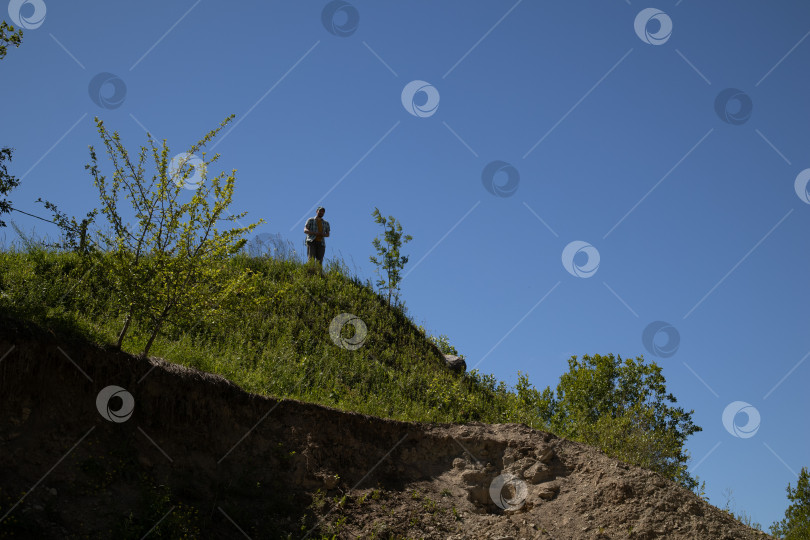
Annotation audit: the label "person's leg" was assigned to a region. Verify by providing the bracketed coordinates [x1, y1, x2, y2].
[307, 242, 316, 262]
[315, 242, 326, 265]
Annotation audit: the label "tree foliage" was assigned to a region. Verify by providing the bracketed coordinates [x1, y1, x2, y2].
[0, 21, 23, 61]
[0, 148, 20, 228]
[429, 333, 459, 356]
[771, 467, 810, 539]
[525, 353, 702, 490]
[0, 22, 23, 227]
[86, 115, 263, 357]
[369, 208, 412, 306]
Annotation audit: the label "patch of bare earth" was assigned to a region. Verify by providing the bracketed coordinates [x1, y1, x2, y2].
[0, 320, 770, 539]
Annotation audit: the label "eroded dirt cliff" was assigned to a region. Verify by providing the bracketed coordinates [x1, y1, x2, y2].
[0, 319, 769, 539]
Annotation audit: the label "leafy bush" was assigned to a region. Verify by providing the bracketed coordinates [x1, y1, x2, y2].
[517, 354, 702, 490]
[771, 467, 810, 539]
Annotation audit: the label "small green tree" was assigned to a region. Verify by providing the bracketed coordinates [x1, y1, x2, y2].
[0, 148, 20, 228]
[369, 208, 412, 306]
[86, 115, 263, 357]
[532, 353, 702, 490]
[771, 467, 810, 539]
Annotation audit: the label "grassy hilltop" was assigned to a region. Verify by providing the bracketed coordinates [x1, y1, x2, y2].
[0, 245, 535, 427]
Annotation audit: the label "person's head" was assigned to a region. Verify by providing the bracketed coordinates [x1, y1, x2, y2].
[316, 206, 325, 218]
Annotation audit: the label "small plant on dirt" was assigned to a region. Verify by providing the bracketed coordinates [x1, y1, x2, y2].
[112, 477, 200, 538]
[722, 488, 763, 531]
[333, 515, 347, 532]
[310, 489, 326, 512]
[422, 496, 437, 512]
[693, 476, 710, 502]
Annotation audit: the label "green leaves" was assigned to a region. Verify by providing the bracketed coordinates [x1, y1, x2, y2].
[369, 207, 412, 306]
[536, 353, 702, 490]
[771, 467, 810, 539]
[0, 23, 23, 226]
[0, 21, 23, 61]
[85, 115, 263, 357]
[0, 148, 21, 228]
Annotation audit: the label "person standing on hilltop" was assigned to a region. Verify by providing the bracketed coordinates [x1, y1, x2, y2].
[304, 206, 330, 265]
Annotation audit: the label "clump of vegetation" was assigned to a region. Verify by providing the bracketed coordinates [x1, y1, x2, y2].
[770, 467, 810, 539]
[0, 148, 21, 229]
[114, 478, 200, 539]
[70, 115, 261, 357]
[720, 488, 762, 531]
[517, 354, 702, 491]
[0, 21, 24, 62]
[421, 329, 463, 358]
[1, 22, 23, 228]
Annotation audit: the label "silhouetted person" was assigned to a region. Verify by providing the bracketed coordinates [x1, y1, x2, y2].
[304, 206, 330, 265]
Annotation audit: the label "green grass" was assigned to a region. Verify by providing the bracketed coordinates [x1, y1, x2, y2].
[0, 245, 541, 427]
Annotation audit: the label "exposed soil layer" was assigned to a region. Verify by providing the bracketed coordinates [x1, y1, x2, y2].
[0, 318, 770, 539]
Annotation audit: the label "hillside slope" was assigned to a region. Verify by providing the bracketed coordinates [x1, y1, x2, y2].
[0, 250, 533, 427]
[0, 318, 769, 539]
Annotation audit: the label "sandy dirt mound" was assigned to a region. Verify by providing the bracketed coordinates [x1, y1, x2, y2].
[0, 319, 770, 539]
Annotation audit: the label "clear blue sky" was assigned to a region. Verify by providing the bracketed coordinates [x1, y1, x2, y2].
[2, 0, 809, 528]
